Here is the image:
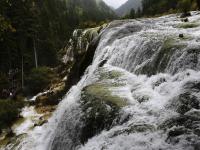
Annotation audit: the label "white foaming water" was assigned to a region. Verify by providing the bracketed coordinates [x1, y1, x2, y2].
[8, 12, 200, 150]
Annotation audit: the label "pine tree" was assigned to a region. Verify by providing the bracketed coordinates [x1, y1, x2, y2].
[130, 9, 136, 19]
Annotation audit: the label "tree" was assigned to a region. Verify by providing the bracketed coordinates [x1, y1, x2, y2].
[136, 8, 142, 18]
[130, 9, 136, 19]
[178, 0, 191, 13]
[197, 0, 200, 9]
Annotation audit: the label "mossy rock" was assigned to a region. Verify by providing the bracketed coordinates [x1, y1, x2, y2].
[98, 69, 123, 80]
[178, 23, 199, 29]
[82, 83, 127, 108]
[79, 82, 128, 144]
[35, 82, 66, 106]
[5, 134, 27, 150]
[110, 124, 155, 138]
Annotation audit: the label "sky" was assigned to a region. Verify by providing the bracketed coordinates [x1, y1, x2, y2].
[103, 0, 128, 9]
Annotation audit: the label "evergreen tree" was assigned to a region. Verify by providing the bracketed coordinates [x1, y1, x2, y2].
[0, 0, 116, 96]
[130, 9, 136, 19]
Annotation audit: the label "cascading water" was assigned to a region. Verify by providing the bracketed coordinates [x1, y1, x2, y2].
[7, 12, 200, 150]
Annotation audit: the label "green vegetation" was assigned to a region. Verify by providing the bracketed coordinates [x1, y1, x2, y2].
[125, 0, 199, 19]
[142, 0, 198, 17]
[0, 0, 116, 98]
[99, 69, 123, 80]
[80, 82, 127, 143]
[26, 67, 57, 95]
[178, 22, 199, 28]
[0, 99, 24, 133]
[83, 83, 127, 108]
[79, 68, 129, 143]
[0, 73, 9, 94]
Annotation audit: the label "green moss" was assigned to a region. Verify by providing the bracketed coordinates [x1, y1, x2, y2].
[83, 83, 127, 107]
[12, 117, 26, 130]
[0, 137, 9, 148]
[99, 70, 123, 81]
[79, 80, 128, 143]
[178, 23, 199, 29]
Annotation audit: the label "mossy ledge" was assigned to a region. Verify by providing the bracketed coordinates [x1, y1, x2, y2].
[178, 22, 199, 29]
[79, 82, 128, 144]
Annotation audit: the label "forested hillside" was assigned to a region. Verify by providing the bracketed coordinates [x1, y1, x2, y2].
[125, 0, 200, 19]
[115, 0, 142, 16]
[0, 0, 115, 97]
[142, 0, 199, 16]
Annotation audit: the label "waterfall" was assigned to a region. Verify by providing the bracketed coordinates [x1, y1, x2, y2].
[9, 12, 200, 150]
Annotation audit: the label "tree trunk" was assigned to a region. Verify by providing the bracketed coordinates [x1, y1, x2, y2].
[21, 55, 24, 90]
[33, 38, 38, 68]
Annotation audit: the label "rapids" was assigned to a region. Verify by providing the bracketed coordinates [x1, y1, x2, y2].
[6, 11, 200, 150]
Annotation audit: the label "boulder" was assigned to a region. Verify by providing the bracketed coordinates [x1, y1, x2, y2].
[179, 34, 184, 38]
[181, 18, 189, 22]
[79, 68, 128, 144]
[35, 82, 66, 106]
[180, 12, 191, 18]
[80, 82, 128, 143]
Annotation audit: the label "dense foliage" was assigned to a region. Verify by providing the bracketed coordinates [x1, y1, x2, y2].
[125, 0, 199, 19]
[0, 0, 115, 97]
[0, 99, 24, 133]
[26, 67, 57, 95]
[142, 0, 198, 16]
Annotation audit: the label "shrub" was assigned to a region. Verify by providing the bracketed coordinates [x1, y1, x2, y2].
[0, 99, 24, 133]
[0, 73, 9, 92]
[177, 0, 191, 13]
[26, 67, 57, 95]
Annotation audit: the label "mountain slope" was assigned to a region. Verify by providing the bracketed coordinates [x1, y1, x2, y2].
[65, 0, 116, 23]
[116, 0, 142, 16]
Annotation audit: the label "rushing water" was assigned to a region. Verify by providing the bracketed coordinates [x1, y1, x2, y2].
[8, 12, 200, 150]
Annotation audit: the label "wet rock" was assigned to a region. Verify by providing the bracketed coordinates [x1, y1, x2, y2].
[168, 127, 188, 137]
[169, 92, 200, 115]
[152, 77, 166, 88]
[160, 113, 200, 143]
[135, 95, 150, 103]
[61, 26, 102, 93]
[35, 82, 66, 106]
[194, 142, 200, 150]
[135, 37, 186, 76]
[34, 118, 48, 127]
[99, 60, 107, 67]
[179, 34, 184, 38]
[183, 81, 200, 92]
[180, 12, 191, 18]
[80, 82, 127, 143]
[181, 18, 189, 22]
[98, 69, 123, 81]
[4, 134, 27, 149]
[110, 124, 155, 138]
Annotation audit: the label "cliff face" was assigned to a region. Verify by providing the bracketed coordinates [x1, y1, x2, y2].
[61, 25, 107, 92]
